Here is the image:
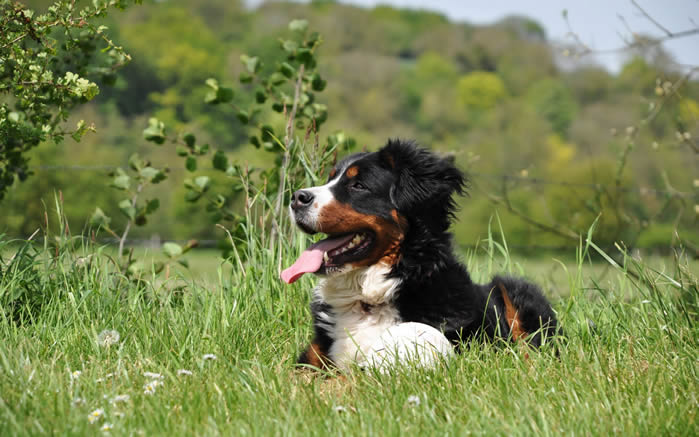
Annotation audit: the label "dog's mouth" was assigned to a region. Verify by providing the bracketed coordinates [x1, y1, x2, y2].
[281, 231, 374, 284]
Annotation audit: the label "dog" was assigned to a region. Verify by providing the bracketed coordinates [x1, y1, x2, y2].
[282, 139, 559, 370]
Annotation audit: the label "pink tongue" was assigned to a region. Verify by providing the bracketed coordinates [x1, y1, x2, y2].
[281, 234, 355, 284]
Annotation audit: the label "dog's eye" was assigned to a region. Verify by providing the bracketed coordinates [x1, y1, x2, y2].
[351, 181, 368, 191]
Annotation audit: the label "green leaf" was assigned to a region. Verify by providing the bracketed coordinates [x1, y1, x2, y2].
[297, 48, 314, 67]
[261, 125, 275, 142]
[288, 19, 308, 33]
[282, 39, 298, 53]
[279, 62, 295, 78]
[140, 167, 166, 183]
[194, 176, 211, 192]
[145, 198, 160, 214]
[143, 118, 166, 144]
[185, 191, 202, 202]
[240, 55, 260, 74]
[204, 90, 218, 104]
[162, 242, 183, 258]
[128, 153, 145, 171]
[236, 110, 250, 124]
[183, 133, 196, 148]
[205, 78, 219, 90]
[255, 88, 267, 103]
[111, 174, 130, 190]
[311, 73, 326, 91]
[269, 72, 287, 86]
[217, 86, 234, 103]
[176, 145, 189, 157]
[196, 144, 210, 156]
[185, 156, 197, 172]
[212, 150, 228, 171]
[239, 73, 253, 84]
[90, 207, 111, 228]
[118, 199, 136, 220]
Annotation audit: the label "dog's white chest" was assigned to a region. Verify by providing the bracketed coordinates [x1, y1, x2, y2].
[316, 265, 452, 370]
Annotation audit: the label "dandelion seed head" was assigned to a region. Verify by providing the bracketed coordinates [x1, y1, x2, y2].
[98, 330, 120, 347]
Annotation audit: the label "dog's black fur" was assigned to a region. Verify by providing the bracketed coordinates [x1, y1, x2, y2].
[294, 139, 559, 367]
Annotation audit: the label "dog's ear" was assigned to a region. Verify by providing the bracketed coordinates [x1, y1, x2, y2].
[379, 139, 467, 223]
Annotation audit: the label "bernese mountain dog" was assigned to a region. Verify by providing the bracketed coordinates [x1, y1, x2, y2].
[282, 139, 559, 370]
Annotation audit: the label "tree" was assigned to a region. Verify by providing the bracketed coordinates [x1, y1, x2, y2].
[0, 0, 137, 199]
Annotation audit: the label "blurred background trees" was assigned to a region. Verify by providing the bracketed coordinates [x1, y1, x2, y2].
[2, 0, 697, 256]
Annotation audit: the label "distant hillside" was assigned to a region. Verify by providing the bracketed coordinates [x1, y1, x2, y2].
[5, 0, 697, 252]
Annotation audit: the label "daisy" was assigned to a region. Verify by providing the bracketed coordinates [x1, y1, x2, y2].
[143, 380, 162, 395]
[407, 395, 421, 406]
[88, 408, 104, 424]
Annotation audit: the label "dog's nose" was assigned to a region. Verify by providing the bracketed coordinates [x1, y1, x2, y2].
[291, 190, 314, 210]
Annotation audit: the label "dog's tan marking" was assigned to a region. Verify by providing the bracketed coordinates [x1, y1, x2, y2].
[498, 283, 527, 341]
[318, 200, 404, 268]
[304, 343, 329, 369]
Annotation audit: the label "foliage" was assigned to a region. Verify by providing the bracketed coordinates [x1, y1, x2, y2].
[0, 0, 138, 199]
[1, 0, 697, 256]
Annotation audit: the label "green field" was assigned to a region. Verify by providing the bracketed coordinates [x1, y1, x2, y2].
[1, 232, 696, 436]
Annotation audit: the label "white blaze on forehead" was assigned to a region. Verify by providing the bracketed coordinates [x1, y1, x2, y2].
[290, 156, 361, 227]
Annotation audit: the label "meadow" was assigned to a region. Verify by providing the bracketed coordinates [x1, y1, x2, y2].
[1, 226, 696, 436]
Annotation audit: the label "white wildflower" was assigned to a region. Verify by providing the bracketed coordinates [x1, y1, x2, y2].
[177, 369, 193, 376]
[202, 354, 217, 361]
[407, 395, 421, 406]
[143, 380, 162, 395]
[88, 408, 104, 424]
[111, 394, 130, 404]
[97, 330, 120, 347]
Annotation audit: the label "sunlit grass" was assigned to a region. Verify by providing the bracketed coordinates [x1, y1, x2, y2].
[0, 227, 696, 436]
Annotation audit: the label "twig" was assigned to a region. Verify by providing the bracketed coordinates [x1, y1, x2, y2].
[631, 0, 673, 37]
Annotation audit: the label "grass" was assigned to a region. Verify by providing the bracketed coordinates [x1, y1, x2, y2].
[1, 139, 696, 436]
[0, 225, 696, 436]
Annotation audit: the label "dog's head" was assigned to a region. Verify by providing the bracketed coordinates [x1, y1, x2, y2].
[281, 139, 466, 283]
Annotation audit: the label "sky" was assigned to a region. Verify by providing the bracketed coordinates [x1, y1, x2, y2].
[246, 0, 699, 72]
